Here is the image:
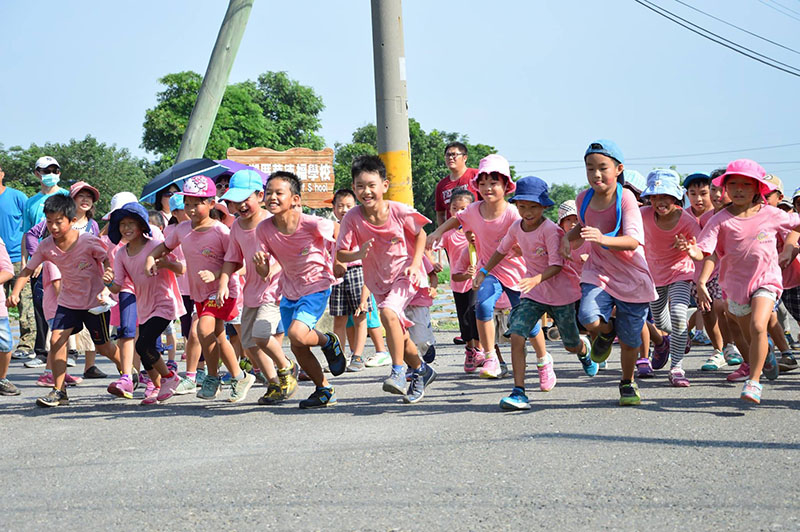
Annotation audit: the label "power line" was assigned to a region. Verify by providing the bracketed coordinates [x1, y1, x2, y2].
[771, 0, 800, 17]
[509, 141, 800, 163]
[633, 0, 800, 77]
[672, 0, 800, 56]
[758, 0, 800, 22]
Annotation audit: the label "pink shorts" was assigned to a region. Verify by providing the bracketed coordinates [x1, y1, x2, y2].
[373, 278, 417, 330]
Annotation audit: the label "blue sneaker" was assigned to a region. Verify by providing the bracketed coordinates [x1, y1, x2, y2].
[196, 368, 207, 387]
[763, 349, 779, 381]
[219, 372, 232, 386]
[499, 387, 531, 410]
[421, 363, 437, 387]
[382, 367, 406, 395]
[403, 365, 435, 404]
[577, 336, 598, 377]
[196, 375, 221, 400]
[299, 387, 337, 409]
[598, 361, 608, 370]
[321, 333, 346, 376]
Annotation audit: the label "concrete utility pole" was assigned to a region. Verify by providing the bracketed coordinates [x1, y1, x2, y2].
[370, 0, 413, 206]
[176, 0, 253, 163]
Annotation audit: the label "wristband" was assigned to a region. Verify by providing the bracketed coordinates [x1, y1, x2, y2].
[479, 267, 489, 276]
[104, 282, 114, 288]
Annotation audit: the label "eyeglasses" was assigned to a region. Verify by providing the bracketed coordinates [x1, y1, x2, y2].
[37, 167, 61, 175]
[445, 152, 465, 159]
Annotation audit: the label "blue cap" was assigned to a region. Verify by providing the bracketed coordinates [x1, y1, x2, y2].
[508, 176, 555, 207]
[109, 202, 152, 245]
[585, 139, 624, 165]
[641, 169, 684, 201]
[219, 169, 264, 203]
[683, 172, 710, 189]
[169, 193, 184, 211]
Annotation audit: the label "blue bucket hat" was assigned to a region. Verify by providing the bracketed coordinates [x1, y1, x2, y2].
[509, 176, 555, 207]
[641, 169, 684, 201]
[109, 202, 152, 245]
[168, 193, 184, 212]
[220, 169, 264, 203]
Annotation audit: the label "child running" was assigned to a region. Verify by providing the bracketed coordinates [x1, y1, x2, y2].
[481, 176, 592, 410]
[337, 155, 436, 403]
[145, 176, 255, 403]
[560, 140, 657, 406]
[254, 171, 345, 409]
[639, 169, 700, 386]
[8, 194, 122, 407]
[0, 238, 18, 396]
[219, 169, 298, 405]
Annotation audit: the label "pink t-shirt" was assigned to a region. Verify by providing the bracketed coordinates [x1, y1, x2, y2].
[441, 228, 471, 293]
[697, 209, 722, 280]
[41, 262, 61, 322]
[498, 218, 580, 305]
[163, 225, 190, 296]
[0, 240, 12, 319]
[27, 232, 108, 310]
[569, 241, 591, 278]
[576, 187, 657, 303]
[256, 213, 335, 301]
[640, 206, 700, 287]
[114, 238, 185, 323]
[697, 205, 800, 305]
[225, 218, 282, 307]
[337, 201, 430, 297]
[104, 237, 134, 295]
[408, 256, 436, 307]
[456, 201, 525, 290]
[777, 230, 800, 290]
[163, 220, 239, 304]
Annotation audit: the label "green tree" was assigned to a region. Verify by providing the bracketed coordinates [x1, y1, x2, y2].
[333, 119, 498, 227]
[0, 136, 149, 215]
[544, 182, 585, 222]
[142, 70, 325, 166]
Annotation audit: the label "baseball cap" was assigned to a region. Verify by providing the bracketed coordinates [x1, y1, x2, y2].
[557, 200, 578, 224]
[179, 175, 216, 198]
[102, 191, 139, 221]
[69, 181, 100, 202]
[584, 139, 624, 165]
[509, 176, 554, 207]
[683, 173, 710, 189]
[219, 169, 263, 203]
[169, 194, 185, 211]
[471, 154, 516, 194]
[641, 169, 684, 201]
[108, 202, 152, 245]
[35, 156, 60, 170]
[763, 173, 784, 195]
[778, 198, 792, 210]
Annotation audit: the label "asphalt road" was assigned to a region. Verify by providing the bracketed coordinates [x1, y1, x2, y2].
[1, 332, 798, 531]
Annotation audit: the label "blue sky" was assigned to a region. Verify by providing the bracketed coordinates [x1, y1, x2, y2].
[2, 0, 799, 189]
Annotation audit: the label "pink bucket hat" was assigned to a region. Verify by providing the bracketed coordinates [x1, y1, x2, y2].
[69, 181, 100, 202]
[471, 154, 516, 194]
[712, 159, 775, 197]
[179, 175, 216, 198]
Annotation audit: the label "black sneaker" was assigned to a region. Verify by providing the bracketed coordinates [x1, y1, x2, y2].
[83, 365, 108, 379]
[590, 318, 616, 363]
[37, 388, 69, 407]
[132, 371, 140, 391]
[299, 387, 337, 409]
[0, 378, 21, 396]
[321, 333, 346, 376]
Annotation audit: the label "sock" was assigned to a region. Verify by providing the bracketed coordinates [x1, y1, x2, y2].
[186, 371, 196, 382]
[537, 354, 552, 366]
[513, 386, 525, 393]
[316, 385, 331, 391]
[121, 374, 131, 380]
[164, 370, 174, 379]
[43, 369, 52, 375]
[235, 370, 245, 380]
[413, 363, 425, 374]
[323, 333, 333, 347]
[392, 364, 403, 372]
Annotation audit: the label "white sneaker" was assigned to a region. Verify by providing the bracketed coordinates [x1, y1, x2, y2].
[701, 352, 726, 371]
[365, 351, 391, 367]
[24, 357, 47, 369]
[12, 349, 35, 360]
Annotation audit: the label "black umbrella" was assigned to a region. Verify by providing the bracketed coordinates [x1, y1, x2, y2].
[140, 158, 228, 204]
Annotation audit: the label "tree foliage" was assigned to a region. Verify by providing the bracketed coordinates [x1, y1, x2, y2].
[141, 71, 325, 166]
[544, 182, 585, 222]
[0, 135, 149, 214]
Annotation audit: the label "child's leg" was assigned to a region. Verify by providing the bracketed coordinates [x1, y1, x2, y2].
[733, 296, 774, 382]
[135, 317, 173, 386]
[649, 286, 671, 341]
[768, 311, 790, 353]
[380, 307, 421, 369]
[229, 323, 244, 361]
[287, 320, 330, 387]
[666, 282, 691, 369]
[510, 334, 528, 388]
[350, 313, 367, 357]
[368, 325, 387, 353]
[345, 320, 356, 352]
[474, 276, 504, 356]
[49, 328, 74, 390]
[333, 315, 349, 354]
[248, 346, 277, 380]
[528, 329, 547, 361]
[117, 338, 135, 375]
[185, 317, 201, 375]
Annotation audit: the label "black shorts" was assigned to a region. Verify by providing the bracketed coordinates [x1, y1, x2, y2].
[330, 265, 372, 316]
[51, 306, 111, 345]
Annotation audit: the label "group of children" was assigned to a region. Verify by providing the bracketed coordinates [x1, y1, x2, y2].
[1, 140, 798, 410]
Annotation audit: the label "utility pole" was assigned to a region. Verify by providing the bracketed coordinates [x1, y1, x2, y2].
[370, 0, 413, 205]
[176, 0, 253, 163]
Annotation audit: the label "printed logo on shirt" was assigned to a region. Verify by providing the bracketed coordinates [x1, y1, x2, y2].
[300, 246, 310, 256]
[200, 248, 218, 259]
[389, 236, 401, 246]
[755, 231, 772, 243]
[77, 260, 91, 271]
[534, 247, 547, 256]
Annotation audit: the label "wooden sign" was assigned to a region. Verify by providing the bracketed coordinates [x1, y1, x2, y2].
[226, 147, 335, 208]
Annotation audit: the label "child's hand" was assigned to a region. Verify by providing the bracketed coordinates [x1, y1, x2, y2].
[198, 270, 215, 284]
[102, 267, 114, 284]
[96, 287, 110, 304]
[673, 234, 695, 252]
[333, 262, 347, 278]
[354, 298, 370, 317]
[696, 283, 712, 312]
[31, 264, 43, 279]
[356, 238, 374, 260]
[428, 286, 438, 299]
[559, 235, 573, 260]
[518, 276, 540, 293]
[431, 261, 443, 273]
[405, 264, 420, 286]
[580, 226, 605, 245]
[465, 265, 476, 277]
[6, 293, 19, 308]
[145, 255, 157, 277]
[472, 271, 485, 291]
[252, 252, 270, 279]
[779, 243, 798, 269]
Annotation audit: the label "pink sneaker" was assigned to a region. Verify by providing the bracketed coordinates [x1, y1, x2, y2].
[107, 376, 134, 399]
[64, 373, 83, 386]
[140, 382, 160, 405]
[36, 372, 54, 387]
[157, 373, 181, 402]
[668, 367, 690, 387]
[727, 362, 751, 383]
[480, 356, 501, 379]
[473, 349, 487, 368]
[464, 347, 477, 373]
[537, 358, 557, 392]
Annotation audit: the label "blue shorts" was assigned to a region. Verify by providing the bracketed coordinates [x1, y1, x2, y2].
[578, 283, 649, 348]
[0, 317, 12, 352]
[280, 289, 330, 332]
[52, 306, 112, 345]
[117, 292, 137, 339]
[345, 294, 380, 329]
[477, 275, 541, 337]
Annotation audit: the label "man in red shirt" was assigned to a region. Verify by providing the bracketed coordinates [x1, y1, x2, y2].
[434, 142, 479, 226]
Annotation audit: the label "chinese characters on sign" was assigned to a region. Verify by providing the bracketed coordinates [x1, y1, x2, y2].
[226, 147, 335, 208]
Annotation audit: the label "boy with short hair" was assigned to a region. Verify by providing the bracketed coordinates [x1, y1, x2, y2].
[683, 173, 713, 222]
[253, 172, 346, 409]
[336, 155, 436, 404]
[8, 194, 122, 407]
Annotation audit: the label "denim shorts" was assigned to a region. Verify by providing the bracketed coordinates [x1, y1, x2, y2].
[578, 283, 649, 348]
[477, 275, 541, 337]
[0, 317, 12, 352]
[508, 298, 582, 349]
[280, 289, 330, 332]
